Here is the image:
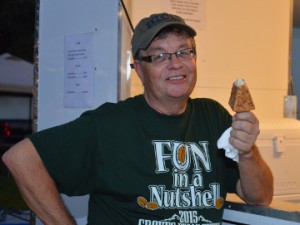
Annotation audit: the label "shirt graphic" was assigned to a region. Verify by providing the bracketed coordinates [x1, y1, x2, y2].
[137, 140, 224, 225]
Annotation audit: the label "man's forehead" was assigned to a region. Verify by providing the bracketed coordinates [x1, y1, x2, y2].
[146, 36, 193, 51]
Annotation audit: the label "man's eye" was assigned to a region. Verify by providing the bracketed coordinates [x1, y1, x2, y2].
[153, 53, 165, 61]
[178, 50, 188, 56]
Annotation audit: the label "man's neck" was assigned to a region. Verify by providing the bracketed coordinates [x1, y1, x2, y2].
[143, 94, 188, 115]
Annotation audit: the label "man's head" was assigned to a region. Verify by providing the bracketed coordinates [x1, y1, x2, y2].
[131, 13, 196, 59]
[131, 13, 198, 115]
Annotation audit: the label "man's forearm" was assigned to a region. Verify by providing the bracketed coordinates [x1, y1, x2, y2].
[2, 138, 76, 225]
[236, 145, 274, 206]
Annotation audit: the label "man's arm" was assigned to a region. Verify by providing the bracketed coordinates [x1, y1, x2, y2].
[2, 138, 76, 225]
[230, 112, 274, 206]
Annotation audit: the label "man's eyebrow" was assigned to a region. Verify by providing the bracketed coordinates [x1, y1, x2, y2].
[146, 47, 165, 54]
[147, 44, 191, 54]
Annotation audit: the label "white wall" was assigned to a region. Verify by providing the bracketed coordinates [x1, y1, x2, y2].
[130, 0, 292, 121]
[37, 0, 122, 130]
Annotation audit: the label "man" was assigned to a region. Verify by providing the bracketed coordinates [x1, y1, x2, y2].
[3, 13, 273, 225]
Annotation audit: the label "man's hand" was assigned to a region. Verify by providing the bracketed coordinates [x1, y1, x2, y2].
[230, 111, 260, 158]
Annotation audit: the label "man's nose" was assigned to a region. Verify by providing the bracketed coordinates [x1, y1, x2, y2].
[167, 53, 183, 68]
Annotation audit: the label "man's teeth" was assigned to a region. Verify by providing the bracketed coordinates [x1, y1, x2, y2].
[169, 76, 184, 80]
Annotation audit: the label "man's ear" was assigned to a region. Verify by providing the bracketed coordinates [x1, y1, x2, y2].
[133, 61, 145, 84]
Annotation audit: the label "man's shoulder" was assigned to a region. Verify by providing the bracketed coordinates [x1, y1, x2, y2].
[190, 97, 230, 116]
[80, 95, 144, 118]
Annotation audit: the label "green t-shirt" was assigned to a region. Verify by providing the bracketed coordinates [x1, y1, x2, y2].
[30, 95, 239, 225]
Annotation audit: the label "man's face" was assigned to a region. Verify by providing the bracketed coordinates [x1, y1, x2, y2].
[135, 33, 197, 107]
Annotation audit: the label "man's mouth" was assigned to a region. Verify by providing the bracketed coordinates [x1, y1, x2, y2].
[167, 75, 185, 81]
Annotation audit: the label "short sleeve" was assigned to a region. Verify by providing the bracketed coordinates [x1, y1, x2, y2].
[29, 114, 98, 196]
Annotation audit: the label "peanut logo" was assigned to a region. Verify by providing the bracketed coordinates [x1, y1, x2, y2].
[215, 197, 224, 209]
[177, 145, 186, 164]
[137, 196, 159, 210]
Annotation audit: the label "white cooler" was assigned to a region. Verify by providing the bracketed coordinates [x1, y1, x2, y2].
[257, 118, 300, 203]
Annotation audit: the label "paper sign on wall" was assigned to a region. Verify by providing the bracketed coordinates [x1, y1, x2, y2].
[64, 33, 94, 108]
[162, 0, 205, 30]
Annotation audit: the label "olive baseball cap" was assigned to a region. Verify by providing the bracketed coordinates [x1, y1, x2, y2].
[131, 13, 197, 58]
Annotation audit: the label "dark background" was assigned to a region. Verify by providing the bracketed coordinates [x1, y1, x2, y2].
[0, 0, 35, 63]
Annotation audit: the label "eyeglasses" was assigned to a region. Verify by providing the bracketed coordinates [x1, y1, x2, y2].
[138, 48, 196, 64]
